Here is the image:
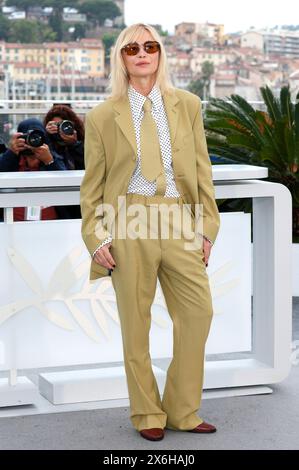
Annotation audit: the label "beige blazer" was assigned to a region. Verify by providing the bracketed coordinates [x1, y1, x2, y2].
[80, 87, 220, 280]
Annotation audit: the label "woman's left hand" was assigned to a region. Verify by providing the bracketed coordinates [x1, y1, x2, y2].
[59, 129, 77, 145]
[202, 237, 212, 267]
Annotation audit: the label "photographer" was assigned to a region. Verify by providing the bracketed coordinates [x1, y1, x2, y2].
[0, 118, 67, 221]
[0, 118, 66, 172]
[43, 105, 85, 219]
[43, 105, 85, 171]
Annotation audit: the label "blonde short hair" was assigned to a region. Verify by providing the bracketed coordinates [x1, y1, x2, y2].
[107, 23, 175, 100]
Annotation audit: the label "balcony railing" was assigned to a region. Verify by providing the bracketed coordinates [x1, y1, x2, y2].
[0, 99, 268, 144]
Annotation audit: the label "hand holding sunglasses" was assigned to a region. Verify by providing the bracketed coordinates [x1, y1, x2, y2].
[121, 41, 161, 56]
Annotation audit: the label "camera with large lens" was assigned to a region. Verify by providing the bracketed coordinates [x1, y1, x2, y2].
[17, 129, 45, 156]
[51, 120, 75, 145]
[56, 120, 74, 136]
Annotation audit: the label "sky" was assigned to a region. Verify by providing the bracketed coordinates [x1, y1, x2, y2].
[124, 0, 298, 34]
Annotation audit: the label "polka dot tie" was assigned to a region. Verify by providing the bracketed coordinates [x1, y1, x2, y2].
[140, 98, 164, 183]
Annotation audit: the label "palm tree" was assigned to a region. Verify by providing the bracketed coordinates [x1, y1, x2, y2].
[204, 85, 299, 239]
[188, 61, 214, 100]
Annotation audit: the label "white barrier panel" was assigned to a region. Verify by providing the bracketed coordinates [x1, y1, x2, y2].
[0, 212, 251, 370]
[0, 167, 293, 405]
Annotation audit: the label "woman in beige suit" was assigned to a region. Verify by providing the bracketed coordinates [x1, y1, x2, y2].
[80, 23, 220, 442]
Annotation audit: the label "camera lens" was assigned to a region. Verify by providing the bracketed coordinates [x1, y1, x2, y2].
[59, 120, 74, 135]
[27, 129, 45, 147]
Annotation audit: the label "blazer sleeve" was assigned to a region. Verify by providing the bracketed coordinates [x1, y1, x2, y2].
[80, 111, 112, 257]
[193, 97, 220, 244]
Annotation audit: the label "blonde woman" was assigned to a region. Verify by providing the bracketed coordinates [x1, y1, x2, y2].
[80, 23, 220, 442]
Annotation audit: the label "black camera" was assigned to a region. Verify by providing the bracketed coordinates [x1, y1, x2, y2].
[17, 129, 45, 156]
[56, 120, 74, 136]
[18, 129, 45, 147]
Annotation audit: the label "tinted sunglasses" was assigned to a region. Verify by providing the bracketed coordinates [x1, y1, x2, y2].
[121, 41, 161, 56]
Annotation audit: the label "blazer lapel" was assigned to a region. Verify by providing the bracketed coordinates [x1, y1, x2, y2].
[113, 96, 137, 156]
[162, 90, 180, 149]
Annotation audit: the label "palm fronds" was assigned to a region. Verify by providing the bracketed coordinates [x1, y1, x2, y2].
[204, 84, 299, 237]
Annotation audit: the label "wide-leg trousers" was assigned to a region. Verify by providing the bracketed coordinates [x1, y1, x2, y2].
[110, 192, 214, 431]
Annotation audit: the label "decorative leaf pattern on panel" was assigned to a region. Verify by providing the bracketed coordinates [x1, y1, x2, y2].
[1, 245, 211, 342]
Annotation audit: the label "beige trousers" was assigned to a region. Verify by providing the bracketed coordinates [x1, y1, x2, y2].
[110, 192, 214, 431]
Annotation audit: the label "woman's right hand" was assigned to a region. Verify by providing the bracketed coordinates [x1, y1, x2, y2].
[93, 242, 116, 270]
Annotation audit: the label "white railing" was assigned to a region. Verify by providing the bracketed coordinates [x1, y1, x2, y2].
[0, 99, 267, 113]
[0, 99, 102, 116]
[0, 99, 267, 138]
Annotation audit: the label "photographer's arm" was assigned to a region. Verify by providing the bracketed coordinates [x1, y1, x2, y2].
[34, 145, 67, 171]
[68, 140, 85, 170]
[40, 158, 67, 171]
[0, 133, 27, 172]
[0, 149, 19, 171]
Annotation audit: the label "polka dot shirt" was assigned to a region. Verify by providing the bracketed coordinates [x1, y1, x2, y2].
[126, 83, 181, 198]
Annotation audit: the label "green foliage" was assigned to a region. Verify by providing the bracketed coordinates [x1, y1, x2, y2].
[40, 0, 78, 8]
[204, 85, 299, 238]
[8, 19, 39, 42]
[201, 61, 214, 79]
[2, 0, 121, 42]
[6, 0, 37, 14]
[48, 10, 63, 41]
[72, 23, 86, 41]
[102, 31, 119, 61]
[3, 3, 59, 42]
[188, 78, 205, 99]
[38, 23, 57, 42]
[41, 0, 77, 41]
[187, 61, 214, 99]
[0, 14, 10, 40]
[78, 0, 121, 27]
[8, 18, 56, 42]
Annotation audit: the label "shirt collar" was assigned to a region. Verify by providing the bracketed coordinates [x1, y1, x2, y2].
[128, 83, 163, 116]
